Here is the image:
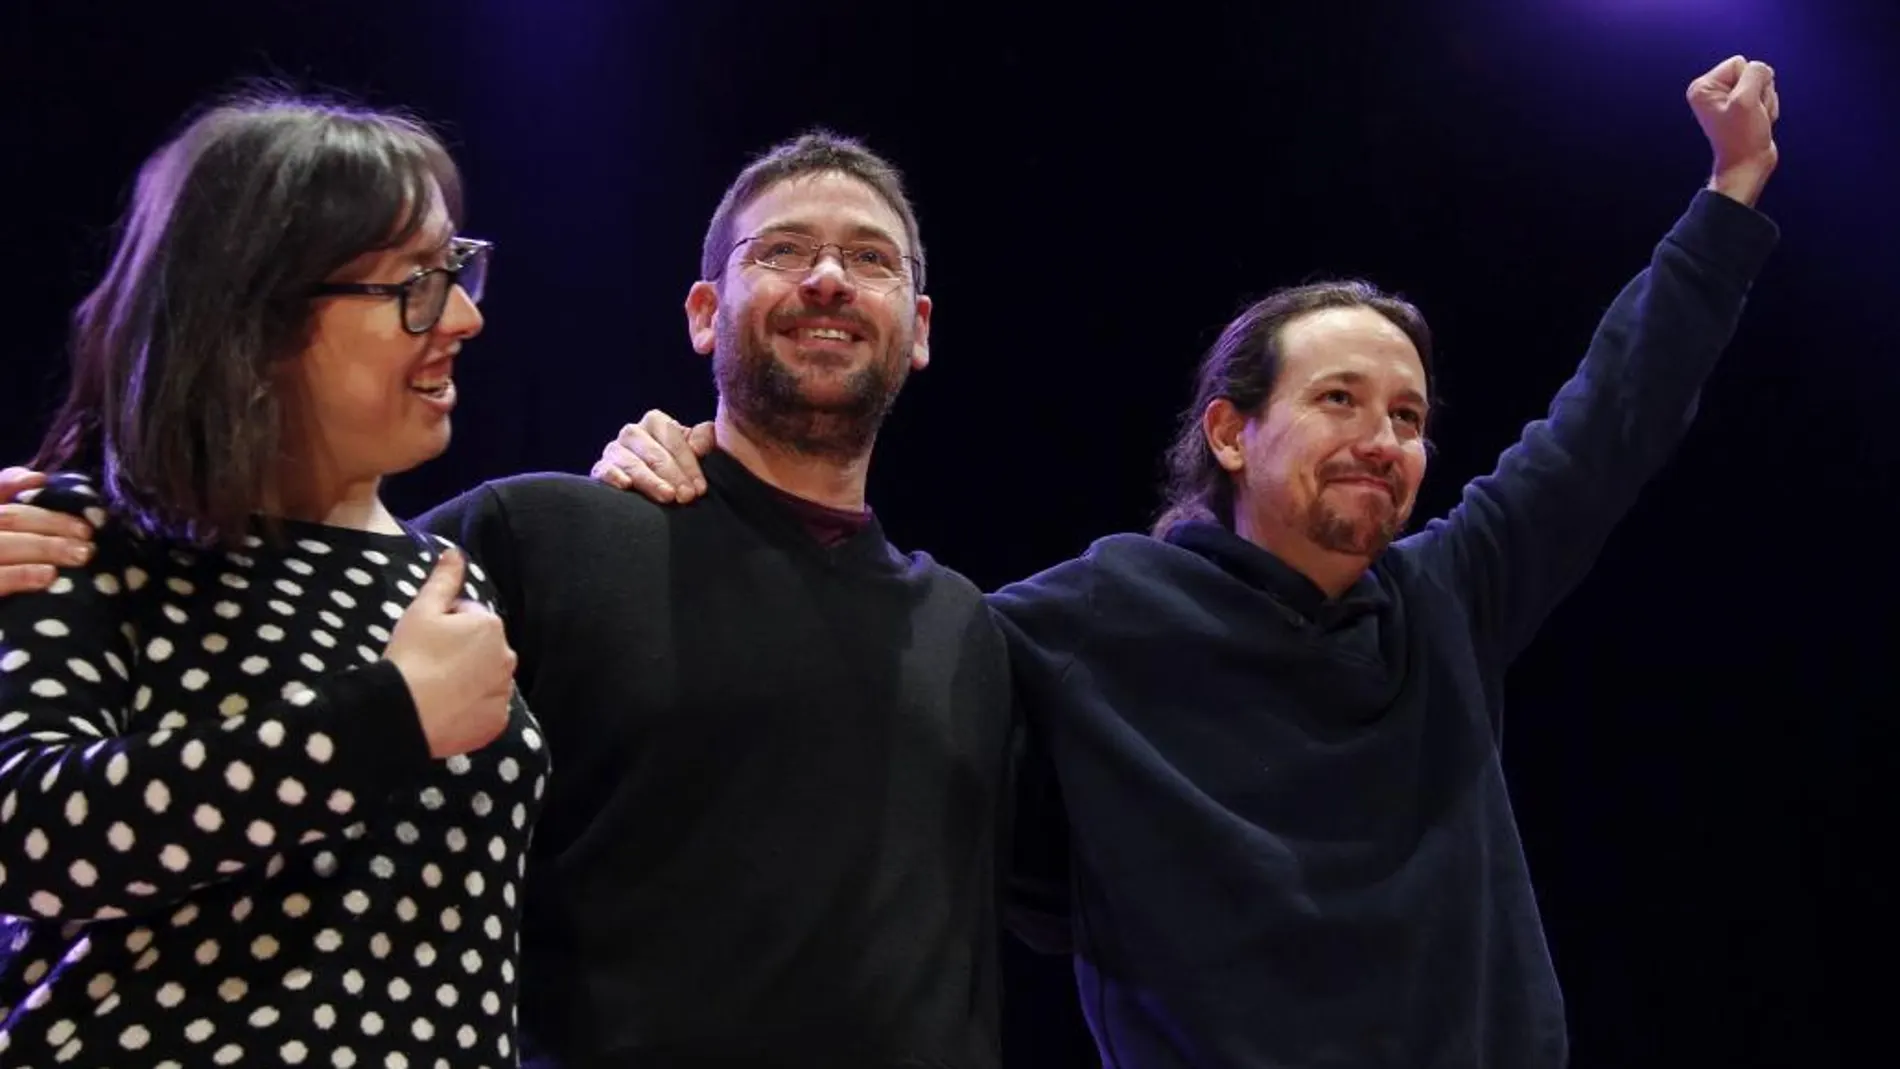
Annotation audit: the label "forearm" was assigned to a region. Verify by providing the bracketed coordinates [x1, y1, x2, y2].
[1543, 190, 1777, 441]
[1435, 189, 1780, 656]
[1708, 159, 1775, 209]
[0, 661, 431, 921]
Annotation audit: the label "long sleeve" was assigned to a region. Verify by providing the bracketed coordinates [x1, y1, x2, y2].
[0, 478, 435, 923]
[987, 563, 1103, 954]
[1407, 189, 1779, 668]
[999, 712, 1076, 954]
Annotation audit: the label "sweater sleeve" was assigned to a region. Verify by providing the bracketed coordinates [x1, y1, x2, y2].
[999, 710, 1076, 954]
[0, 480, 435, 923]
[986, 558, 1102, 955]
[1409, 190, 1779, 668]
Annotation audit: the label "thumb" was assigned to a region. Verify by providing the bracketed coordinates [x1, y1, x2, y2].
[418, 546, 468, 610]
[688, 421, 717, 457]
[1729, 60, 1771, 105]
[1710, 54, 1748, 87]
[1691, 55, 1745, 99]
[0, 466, 48, 502]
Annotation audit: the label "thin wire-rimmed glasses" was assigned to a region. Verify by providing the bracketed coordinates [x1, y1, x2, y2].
[310, 237, 494, 334]
[722, 231, 924, 294]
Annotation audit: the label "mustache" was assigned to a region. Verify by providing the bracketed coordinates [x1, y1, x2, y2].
[1318, 461, 1401, 497]
[767, 306, 874, 334]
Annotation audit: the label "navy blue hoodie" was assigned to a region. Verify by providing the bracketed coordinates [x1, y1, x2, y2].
[990, 189, 1779, 1068]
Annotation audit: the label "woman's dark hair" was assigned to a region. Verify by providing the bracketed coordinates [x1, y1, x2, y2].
[35, 88, 462, 545]
[1153, 280, 1435, 537]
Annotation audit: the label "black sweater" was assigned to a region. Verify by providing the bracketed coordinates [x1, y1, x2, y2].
[419, 452, 1015, 1069]
[990, 190, 1780, 1068]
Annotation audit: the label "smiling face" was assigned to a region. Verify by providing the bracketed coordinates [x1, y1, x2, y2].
[1212, 305, 1431, 568]
[290, 183, 484, 492]
[685, 169, 932, 461]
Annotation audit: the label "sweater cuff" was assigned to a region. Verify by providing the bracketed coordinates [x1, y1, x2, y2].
[1671, 189, 1781, 290]
[321, 660, 437, 793]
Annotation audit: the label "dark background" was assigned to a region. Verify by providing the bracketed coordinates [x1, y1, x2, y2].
[5, 1, 1896, 1065]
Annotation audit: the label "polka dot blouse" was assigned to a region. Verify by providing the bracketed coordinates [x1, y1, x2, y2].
[0, 474, 548, 1068]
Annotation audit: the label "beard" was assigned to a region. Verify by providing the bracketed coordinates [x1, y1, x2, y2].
[1303, 463, 1411, 558]
[1306, 503, 1402, 558]
[712, 304, 910, 463]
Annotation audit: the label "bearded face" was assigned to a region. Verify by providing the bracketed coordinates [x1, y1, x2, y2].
[711, 295, 913, 462]
[690, 170, 932, 463]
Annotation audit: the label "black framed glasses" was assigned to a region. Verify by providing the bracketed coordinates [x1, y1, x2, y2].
[310, 237, 493, 334]
[722, 231, 924, 294]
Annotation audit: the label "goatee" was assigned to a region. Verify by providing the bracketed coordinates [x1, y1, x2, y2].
[713, 306, 909, 463]
[1306, 505, 1401, 558]
[1305, 465, 1407, 557]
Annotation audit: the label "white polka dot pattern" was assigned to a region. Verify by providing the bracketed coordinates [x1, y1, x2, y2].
[0, 475, 547, 1066]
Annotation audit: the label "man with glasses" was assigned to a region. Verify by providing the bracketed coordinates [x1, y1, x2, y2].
[417, 134, 1011, 1069]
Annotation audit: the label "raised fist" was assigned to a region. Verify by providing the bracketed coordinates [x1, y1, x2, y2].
[1687, 55, 1780, 206]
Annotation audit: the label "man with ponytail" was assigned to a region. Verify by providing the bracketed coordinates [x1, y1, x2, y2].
[986, 54, 1782, 1068]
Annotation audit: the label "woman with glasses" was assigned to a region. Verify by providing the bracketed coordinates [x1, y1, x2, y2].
[0, 92, 545, 1068]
